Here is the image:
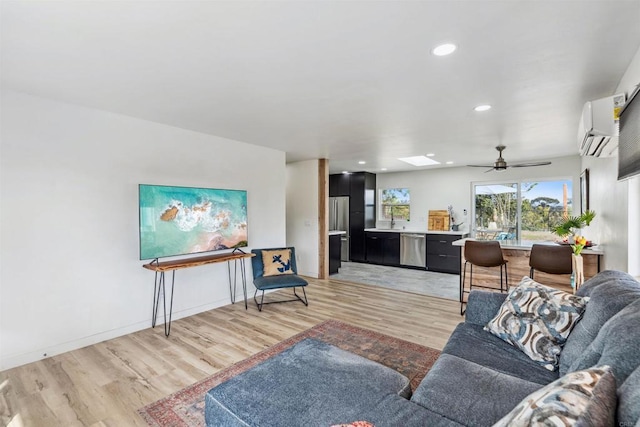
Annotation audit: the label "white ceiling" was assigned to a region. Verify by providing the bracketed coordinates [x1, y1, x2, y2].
[3, 1, 640, 173]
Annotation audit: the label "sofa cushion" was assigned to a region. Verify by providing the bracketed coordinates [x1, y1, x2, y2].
[411, 354, 543, 426]
[568, 298, 640, 389]
[443, 323, 558, 385]
[205, 338, 412, 426]
[464, 290, 508, 327]
[560, 271, 640, 376]
[575, 269, 637, 298]
[618, 365, 640, 427]
[493, 366, 617, 427]
[484, 276, 588, 371]
[359, 393, 465, 427]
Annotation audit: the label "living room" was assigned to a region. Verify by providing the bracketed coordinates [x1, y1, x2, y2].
[2, 1, 640, 426]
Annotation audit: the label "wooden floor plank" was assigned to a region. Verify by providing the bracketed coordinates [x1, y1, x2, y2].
[0, 278, 462, 426]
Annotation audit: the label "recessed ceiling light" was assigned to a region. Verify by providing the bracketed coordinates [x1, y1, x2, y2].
[358, 161, 366, 165]
[432, 43, 457, 56]
[381, 168, 387, 171]
[426, 153, 435, 157]
[342, 171, 349, 174]
[446, 161, 454, 165]
[398, 156, 441, 166]
[474, 104, 492, 112]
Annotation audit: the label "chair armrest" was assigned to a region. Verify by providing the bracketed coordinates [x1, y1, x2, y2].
[464, 290, 508, 326]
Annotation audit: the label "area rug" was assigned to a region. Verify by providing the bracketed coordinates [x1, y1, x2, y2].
[138, 319, 441, 427]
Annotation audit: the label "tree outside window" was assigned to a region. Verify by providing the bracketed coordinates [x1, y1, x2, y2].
[380, 188, 410, 221]
[473, 179, 572, 241]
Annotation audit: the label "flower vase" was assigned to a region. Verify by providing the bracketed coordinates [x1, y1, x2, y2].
[571, 253, 584, 293]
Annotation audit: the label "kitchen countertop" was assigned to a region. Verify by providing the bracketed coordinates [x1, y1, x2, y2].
[328, 230, 347, 236]
[365, 228, 469, 236]
[451, 237, 604, 255]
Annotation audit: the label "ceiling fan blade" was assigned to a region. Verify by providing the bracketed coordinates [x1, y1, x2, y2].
[467, 164, 494, 168]
[510, 161, 552, 168]
[484, 168, 495, 173]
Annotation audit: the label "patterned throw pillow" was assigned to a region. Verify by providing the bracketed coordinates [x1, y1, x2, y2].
[262, 249, 294, 276]
[493, 366, 616, 427]
[484, 276, 589, 370]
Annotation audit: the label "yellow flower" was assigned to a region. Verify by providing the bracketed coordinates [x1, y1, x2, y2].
[571, 235, 587, 255]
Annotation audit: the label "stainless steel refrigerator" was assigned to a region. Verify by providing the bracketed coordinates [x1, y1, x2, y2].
[329, 196, 350, 261]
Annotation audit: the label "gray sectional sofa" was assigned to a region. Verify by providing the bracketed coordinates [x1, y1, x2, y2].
[205, 270, 640, 426]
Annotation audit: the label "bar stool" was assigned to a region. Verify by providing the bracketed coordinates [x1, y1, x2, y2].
[461, 240, 508, 315]
[529, 244, 573, 281]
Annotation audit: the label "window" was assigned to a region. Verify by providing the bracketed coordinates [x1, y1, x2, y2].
[474, 183, 518, 240]
[380, 188, 410, 221]
[473, 179, 573, 241]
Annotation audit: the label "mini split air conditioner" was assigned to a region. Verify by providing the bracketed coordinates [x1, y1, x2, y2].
[578, 94, 625, 157]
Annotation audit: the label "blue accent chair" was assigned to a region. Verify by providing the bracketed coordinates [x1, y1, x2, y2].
[251, 247, 309, 311]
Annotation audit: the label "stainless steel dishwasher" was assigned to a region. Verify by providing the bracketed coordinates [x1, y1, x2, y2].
[400, 233, 426, 267]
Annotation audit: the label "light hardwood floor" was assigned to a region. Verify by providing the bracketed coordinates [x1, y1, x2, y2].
[1, 278, 462, 427]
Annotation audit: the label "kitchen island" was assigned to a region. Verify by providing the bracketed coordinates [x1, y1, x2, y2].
[329, 231, 346, 274]
[452, 238, 604, 297]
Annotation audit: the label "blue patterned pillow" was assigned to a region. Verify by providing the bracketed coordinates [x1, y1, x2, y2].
[493, 366, 616, 427]
[262, 249, 294, 277]
[485, 276, 589, 370]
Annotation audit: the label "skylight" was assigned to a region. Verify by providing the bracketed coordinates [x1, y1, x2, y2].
[398, 156, 441, 166]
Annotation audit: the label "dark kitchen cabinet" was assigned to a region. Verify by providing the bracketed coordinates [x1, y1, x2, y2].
[329, 234, 342, 274]
[349, 173, 365, 212]
[426, 234, 464, 274]
[365, 232, 400, 266]
[329, 172, 376, 262]
[365, 233, 384, 264]
[329, 174, 350, 197]
[383, 233, 401, 265]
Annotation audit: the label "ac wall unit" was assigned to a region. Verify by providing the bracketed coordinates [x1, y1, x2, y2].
[578, 93, 625, 157]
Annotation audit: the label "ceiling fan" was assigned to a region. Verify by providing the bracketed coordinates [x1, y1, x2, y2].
[467, 145, 551, 172]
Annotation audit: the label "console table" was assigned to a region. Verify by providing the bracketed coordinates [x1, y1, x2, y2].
[142, 251, 255, 336]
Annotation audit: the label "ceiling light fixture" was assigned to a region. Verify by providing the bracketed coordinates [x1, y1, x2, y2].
[432, 43, 457, 56]
[446, 161, 454, 165]
[426, 153, 435, 157]
[358, 161, 366, 165]
[474, 104, 492, 112]
[381, 168, 387, 171]
[398, 156, 441, 166]
[342, 171, 349, 174]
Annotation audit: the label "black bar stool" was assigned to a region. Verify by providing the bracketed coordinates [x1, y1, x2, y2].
[461, 240, 508, 315]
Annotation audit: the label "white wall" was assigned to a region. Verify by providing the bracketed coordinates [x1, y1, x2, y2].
[581, 44, 640, 274]
[286, 160, 319, 277]
[628, 177, 640, 276]
[376, 155, 582, 234]
[581, 155, 628, 271]
[0, 91, 287, 370]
